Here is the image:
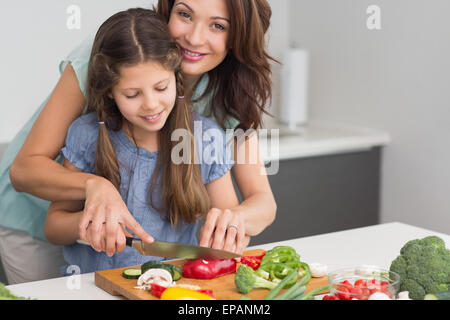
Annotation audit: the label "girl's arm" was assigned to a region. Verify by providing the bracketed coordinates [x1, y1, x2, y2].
[10, 64, 153, 246]
[199, 133, 276, 253]
[44, 158, 86, 245]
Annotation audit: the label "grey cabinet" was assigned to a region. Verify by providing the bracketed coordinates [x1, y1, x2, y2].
[249, 147, 381, 246]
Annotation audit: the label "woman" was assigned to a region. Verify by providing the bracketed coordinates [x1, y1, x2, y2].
[1, 0, 277, 284]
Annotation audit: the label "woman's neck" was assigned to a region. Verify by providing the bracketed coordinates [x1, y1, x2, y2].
[183, 73, 203, 98]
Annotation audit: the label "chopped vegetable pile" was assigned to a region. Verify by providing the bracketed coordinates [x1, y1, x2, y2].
[255, 246, 310, 288]
[389, 235, 450, 300]
[235, 246, 321, 299]
[0, 282, 27, 300]
[325, 278, 393, 300]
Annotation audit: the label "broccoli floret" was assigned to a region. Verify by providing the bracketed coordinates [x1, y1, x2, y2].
[390, 236, 450, 300]
[235, 264, 278, 294]
[0, 282, 26, 300]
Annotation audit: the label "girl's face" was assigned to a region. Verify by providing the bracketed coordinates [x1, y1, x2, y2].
[168, 0, 230, 80]
[110, 60, 177, 148]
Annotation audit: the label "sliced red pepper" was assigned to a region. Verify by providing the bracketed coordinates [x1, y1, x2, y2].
[182, 258, 237, 279]
[196, 289, 215, 298]
[150, 283, 167, 299]
[240, 253, 266, 270]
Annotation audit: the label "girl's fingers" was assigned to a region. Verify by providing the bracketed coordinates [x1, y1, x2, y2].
[199, 208, 221, 247]
[235, 227, 248, 255]
[211, 209, 233, 250]
[78, 205, 95, 241]
[89, 207, 106, 252]
[105, 211, 119, 257]
[115, 224, 128, 253]
[122, 213, 153, 243]
[223, 213, 239, 252]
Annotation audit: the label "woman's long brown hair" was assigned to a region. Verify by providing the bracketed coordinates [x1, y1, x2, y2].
[157, 0, 277, 130]
[86, 8, 210, 226]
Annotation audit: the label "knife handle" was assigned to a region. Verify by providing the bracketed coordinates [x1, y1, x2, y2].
[77, 238, 135, 247]
[126, 237, 134, 247]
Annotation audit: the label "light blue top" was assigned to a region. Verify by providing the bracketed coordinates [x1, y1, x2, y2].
[61, 112, 233, 273]
[0, 32, 239, 242]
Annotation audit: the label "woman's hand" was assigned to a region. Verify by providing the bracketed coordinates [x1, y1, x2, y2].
[198, 208, 250, 255]
[79, 177, 153, 257]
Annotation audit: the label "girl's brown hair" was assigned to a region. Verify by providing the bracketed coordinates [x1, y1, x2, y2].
[86, 8, 210, 226]
[157, 0, 277, 130]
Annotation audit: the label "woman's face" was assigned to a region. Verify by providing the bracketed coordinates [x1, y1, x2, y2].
[168, 0, 230, 79]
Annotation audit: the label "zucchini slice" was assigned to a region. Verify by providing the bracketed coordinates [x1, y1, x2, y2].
[122, 268, 142, 279]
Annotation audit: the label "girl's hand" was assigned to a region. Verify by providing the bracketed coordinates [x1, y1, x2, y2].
[79, 177, 153, 256]
[199, 208, 249, 255]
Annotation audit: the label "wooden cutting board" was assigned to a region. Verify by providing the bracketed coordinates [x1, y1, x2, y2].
[95, 249, 329, 300]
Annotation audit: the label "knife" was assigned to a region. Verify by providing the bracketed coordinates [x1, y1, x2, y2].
[76, 237, 241, 260]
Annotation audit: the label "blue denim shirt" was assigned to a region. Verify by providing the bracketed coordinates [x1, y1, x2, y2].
[60, 112, 234, 274]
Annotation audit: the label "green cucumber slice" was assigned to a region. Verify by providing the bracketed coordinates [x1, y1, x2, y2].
[122, 268, 142, 279]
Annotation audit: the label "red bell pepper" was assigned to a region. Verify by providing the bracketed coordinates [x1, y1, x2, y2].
[150, 283, 215, 299]
[150, 283, 168, 299]
[182, 258, 237, 279]
[240, 253, 266, 270]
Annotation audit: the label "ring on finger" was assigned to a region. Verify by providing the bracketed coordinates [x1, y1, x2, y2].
[227, 224, 239, 232]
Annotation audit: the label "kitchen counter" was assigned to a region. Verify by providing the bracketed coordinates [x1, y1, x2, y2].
[6, 222, 449, 300]
[258, 121, 391, 162]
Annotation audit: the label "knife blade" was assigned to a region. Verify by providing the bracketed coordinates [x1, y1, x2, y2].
[76, 237, 241, 260]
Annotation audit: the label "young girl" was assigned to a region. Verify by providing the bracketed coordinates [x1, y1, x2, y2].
[44, 8, 238, 273]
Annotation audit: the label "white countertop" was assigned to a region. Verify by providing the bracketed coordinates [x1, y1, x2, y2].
[6, 222, 448, 300]
[258, 121, 391, 162]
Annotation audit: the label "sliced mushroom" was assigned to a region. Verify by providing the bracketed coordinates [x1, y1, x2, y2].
[137, 268, 173, 288]
[309, 262, 328, 278]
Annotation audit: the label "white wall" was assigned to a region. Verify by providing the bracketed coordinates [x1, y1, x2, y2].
[0, 0, 288, 143]
[289, 0, 450, 234]
[0, 0, 157, 144]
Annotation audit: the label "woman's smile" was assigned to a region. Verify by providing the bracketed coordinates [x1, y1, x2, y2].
[181, 46, 207, 61]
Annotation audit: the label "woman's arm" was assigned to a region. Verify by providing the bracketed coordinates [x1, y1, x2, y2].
[199, 133, 277, 253]
[10, 64, 89, 201]
[229, 132, 277, 237]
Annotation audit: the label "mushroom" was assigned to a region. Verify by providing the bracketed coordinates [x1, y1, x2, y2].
[137, 268, 173, 288]
[309, 262, 328, 278]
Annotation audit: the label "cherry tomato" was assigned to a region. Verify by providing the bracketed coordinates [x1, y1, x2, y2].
[336, 286, 352, 300]
[354, 279, 367, 288]
[349, 286, 363, 298]
[368, 279, 381, 287]
[323, 295, 340, 300]
[340, 280, 353, 288]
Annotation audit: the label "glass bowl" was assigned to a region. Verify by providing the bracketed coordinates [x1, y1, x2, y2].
[328, 266, 401, 300]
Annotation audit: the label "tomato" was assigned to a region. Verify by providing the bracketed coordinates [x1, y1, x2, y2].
[349, 286, 363, 298]
[368, 279, 381, 288]
[323, 295, 339, 300]
[354, 279, 367, 288]
[340, 280, 352, 288]
[336, 286, 352, 300]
